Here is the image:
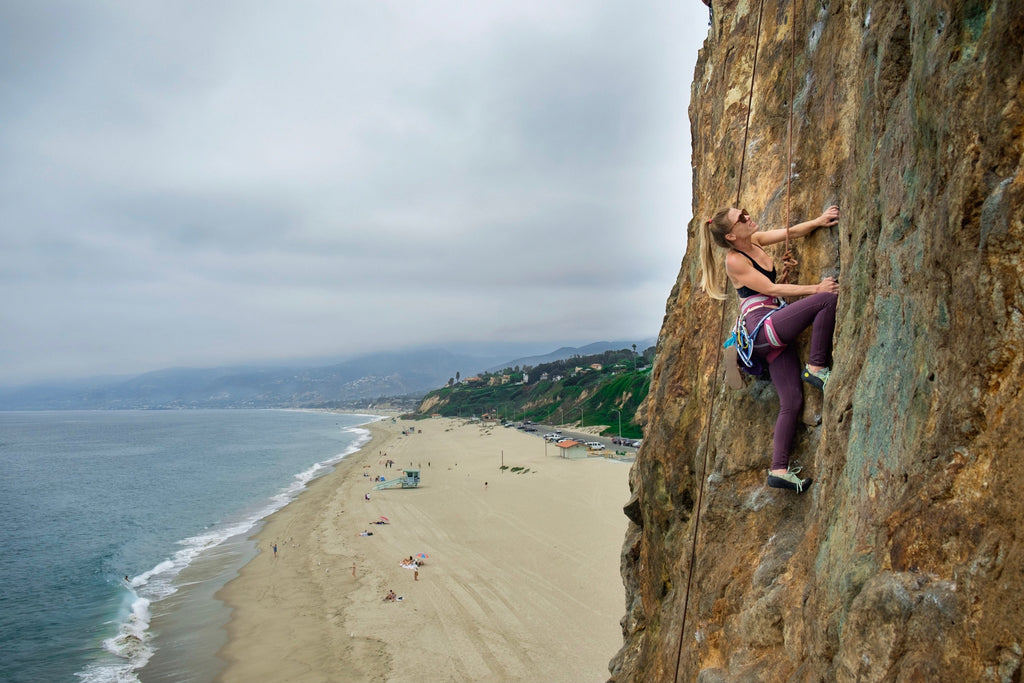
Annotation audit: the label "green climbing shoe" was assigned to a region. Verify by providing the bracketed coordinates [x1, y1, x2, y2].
[767, 470, 813, 493]
[801, 366, 830, 391]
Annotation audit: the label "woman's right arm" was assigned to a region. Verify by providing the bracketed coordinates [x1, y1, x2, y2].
[726, 251, 838, 297]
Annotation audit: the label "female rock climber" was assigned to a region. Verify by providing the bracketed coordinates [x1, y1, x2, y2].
[699, 204, 840, 493]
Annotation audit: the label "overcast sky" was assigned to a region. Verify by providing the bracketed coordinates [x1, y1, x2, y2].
[1, 1, 709, 386]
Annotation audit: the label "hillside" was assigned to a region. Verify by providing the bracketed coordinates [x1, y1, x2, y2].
[613, 2, 1024, 682]
[413, 347, 653, 439]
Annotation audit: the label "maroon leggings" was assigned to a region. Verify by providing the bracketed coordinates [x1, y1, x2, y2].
[744, 292, 837, 470]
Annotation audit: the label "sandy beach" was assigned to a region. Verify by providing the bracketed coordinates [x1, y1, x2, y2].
[215, 416, 631, 683]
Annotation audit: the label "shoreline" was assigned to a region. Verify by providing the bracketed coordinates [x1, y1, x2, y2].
[137, 412, 382, 683]
[214, 416, 630, 682]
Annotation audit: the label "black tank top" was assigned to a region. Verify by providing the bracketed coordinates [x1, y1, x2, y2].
[733, 249, 776, 298]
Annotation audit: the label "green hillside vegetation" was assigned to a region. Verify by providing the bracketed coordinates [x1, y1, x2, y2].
[412, 347, 653, 439]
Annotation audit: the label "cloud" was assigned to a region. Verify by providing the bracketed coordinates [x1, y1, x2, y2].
[0, 0, 709, 385]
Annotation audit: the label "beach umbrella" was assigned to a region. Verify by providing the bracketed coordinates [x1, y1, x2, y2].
[379, 516, 390, 522]
[416, 553, 428, 559]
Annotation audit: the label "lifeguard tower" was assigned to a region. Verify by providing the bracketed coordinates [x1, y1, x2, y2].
[373, 468, 421, 490]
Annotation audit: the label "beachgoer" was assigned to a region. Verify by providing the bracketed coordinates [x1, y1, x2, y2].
[484, 481, 488, 490]
[273, 543, 277, 558]
[365, 492, 370, 501]
[414, 569, 419, 581]
[699, 204, 840, 493]
[352, 563, 357, 577]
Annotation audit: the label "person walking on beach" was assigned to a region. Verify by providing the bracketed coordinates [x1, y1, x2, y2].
[272, 543, 277, 558]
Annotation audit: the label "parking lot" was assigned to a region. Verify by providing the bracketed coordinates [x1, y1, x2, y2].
[501, 420, 640, 453]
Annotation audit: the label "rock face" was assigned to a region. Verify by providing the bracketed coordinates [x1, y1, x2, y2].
[611, 2, 1023, 682]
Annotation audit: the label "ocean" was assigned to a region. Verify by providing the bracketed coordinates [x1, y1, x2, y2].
[0, 409, 376, 683]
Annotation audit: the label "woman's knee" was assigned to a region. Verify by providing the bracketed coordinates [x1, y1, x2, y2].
[811, 291, 837, 311]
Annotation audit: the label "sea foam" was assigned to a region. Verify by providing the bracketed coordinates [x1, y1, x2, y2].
[74, 421, 375, 683]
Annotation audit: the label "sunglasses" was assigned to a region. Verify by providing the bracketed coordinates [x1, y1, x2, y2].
[730, 209, 750, 230]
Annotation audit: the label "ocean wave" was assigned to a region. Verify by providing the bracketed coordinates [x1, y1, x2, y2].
[74, 595, 153, 683]
[74, 419, 376, 683]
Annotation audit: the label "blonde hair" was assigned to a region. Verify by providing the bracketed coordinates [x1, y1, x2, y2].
[698, 208, 734, 300]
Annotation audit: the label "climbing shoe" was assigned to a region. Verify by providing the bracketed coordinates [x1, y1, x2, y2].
[801, 366, 830, 391]
[724, 345, 744, 390]
[767, 470, 813, 493]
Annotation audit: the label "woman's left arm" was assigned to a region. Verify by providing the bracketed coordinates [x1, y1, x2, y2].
[755, 205, 839, 247]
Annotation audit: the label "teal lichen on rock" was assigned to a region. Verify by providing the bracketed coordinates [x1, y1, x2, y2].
[610, 1, 1024, 681]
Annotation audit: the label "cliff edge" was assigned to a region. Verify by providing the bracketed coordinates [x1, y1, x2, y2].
[612, 1, 1023, 681]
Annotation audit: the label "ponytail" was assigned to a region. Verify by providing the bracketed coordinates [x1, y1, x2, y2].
[698, 208, 734, 300]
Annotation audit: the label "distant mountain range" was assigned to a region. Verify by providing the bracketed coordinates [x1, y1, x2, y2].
[0, 339, 655, 410]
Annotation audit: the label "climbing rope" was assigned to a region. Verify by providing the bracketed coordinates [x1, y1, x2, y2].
[733, 0, 765, 208]
[673, 1, 769, 681]
[778, 2, 799, 284]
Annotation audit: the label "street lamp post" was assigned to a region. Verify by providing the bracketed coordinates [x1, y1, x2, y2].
[613, 409, 622, 443]
[579, 408, 584, 428]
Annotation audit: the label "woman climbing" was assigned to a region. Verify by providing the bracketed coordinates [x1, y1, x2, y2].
[699, 204, 840, 493]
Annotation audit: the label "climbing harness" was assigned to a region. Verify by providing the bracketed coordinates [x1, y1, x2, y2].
[724, 295, 788, 373]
